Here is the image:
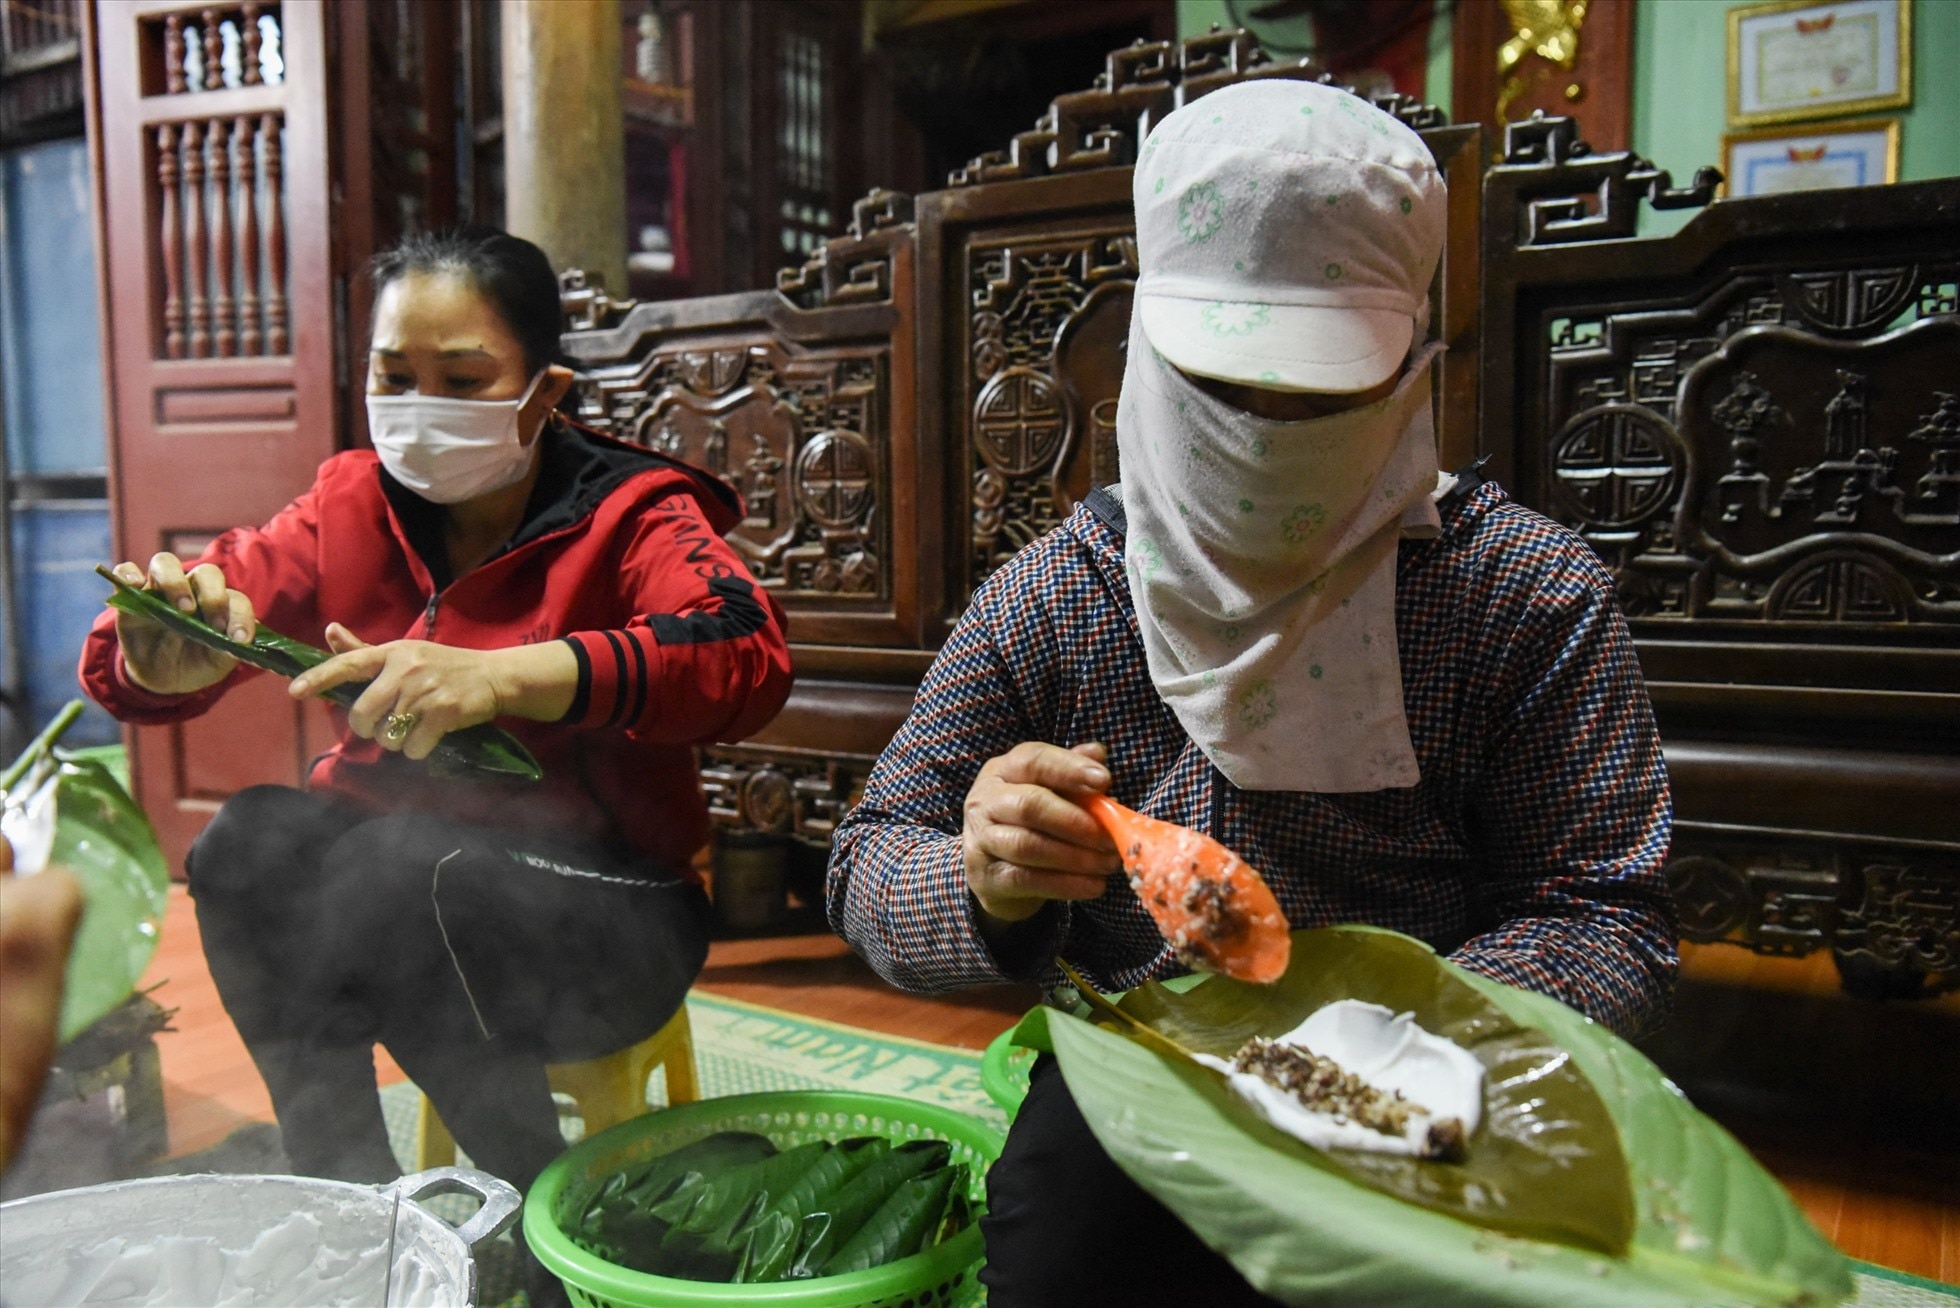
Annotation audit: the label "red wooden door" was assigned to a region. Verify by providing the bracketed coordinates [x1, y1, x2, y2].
[89, 0, 341, 874]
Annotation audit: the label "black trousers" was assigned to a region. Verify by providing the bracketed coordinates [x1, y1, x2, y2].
[980, 1055, 1287, 1307]
[186, 785, 710, 1195]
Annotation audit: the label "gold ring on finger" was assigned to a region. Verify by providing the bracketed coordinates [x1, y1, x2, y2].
[382, 711, 418, 745]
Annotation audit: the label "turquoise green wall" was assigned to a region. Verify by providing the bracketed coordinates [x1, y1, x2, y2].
[1177, 0, 1959, 231]
[1175, 1, 1314, 60]
[1174, 0, 1453, 106]
[1634, 0, 1960, 234]
[1628, 0, 1726, 236]
[1425, 9, 1452, 111]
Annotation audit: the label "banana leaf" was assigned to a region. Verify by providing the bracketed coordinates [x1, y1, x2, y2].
[1019, 926, 1853, 1307]
[654, 1142, 832, 1280]
[1, 702, 171, 1045]
[97, 567, 540, 782]
[788, 1139, 950, 1278]
[579, 1130, 777, 1232]
[820, 1164, 964, 1276]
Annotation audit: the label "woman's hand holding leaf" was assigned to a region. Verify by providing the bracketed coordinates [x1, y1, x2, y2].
[292, 625, 578, 762]
[110, 554, 257, 695]
[294, 625, 493, 761]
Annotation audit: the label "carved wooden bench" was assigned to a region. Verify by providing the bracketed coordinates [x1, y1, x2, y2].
[1478, 114, 1959, 997]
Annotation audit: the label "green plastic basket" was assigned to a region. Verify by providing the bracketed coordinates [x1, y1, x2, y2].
[979, 1029, 1035, 1121]
[525, 1091, 1003, 1308]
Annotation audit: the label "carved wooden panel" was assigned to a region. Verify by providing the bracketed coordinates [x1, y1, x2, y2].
[1482, 116, 1959, 991]
[963, 225, 1136, 587]
[1667, 835, 1958, 994]
[559, 198, 920, 652]
[1542, 298, 1960, 627]
[621, 342, 890, 600]
[1486, 118, 1957, 633]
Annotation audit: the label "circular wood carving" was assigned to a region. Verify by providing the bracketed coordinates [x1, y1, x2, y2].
[973, 367, 1068, 475]
[1550, 403, 1681, 529]
[741, 769, 795, 835]
[795, 429, 875, 529]
[1665, 855, 1751, 941]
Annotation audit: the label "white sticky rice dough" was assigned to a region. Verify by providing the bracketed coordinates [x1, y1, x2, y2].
[1196, 999, 1485, 1157]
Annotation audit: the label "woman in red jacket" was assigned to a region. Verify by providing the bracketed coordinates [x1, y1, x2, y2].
[80, 230, 791, 1211]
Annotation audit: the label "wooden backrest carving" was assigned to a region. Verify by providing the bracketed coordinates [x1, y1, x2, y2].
[558, 192, 919, 656]
[1481, 114, 1957, 715]
[560, 30, 1477, 657]
[942, 29, 1446, 188]
[1479, 108, 1959, 965]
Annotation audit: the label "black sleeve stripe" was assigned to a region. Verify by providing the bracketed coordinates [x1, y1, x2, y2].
[598, 628, 632, 728]
[559, 636, 591, 724]
[646, 575, 772, 647]
[625, 626, 650, 727]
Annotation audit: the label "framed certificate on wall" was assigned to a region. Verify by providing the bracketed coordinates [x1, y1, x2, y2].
[1722, 117, 1901, 197]
[1728, 0, 1912, 127]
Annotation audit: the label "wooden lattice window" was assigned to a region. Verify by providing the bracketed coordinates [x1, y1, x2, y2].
[774, 23, 831, 261]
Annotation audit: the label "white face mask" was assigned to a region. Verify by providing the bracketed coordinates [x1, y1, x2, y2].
[366, 371, 547, 504]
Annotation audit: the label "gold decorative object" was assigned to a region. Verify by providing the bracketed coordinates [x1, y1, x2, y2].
[1496, 0, 1592, 126]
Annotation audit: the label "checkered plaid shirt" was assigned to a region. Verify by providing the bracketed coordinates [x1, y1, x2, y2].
[826, 480, 1677, 1038]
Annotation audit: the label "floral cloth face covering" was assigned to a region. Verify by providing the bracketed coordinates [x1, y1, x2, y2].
[1116, 316, 1444, 793]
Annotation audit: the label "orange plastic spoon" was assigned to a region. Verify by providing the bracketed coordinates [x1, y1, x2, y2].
[1078, 793, 1291, 985]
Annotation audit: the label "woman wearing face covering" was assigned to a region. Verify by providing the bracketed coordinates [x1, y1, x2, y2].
[78, 229, 791, 1243]
[827, 82, 1674, 1306]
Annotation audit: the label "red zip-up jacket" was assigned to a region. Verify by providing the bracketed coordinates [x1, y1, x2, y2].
[79, 424, 792, 877]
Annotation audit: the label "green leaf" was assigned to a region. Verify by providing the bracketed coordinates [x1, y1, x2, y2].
[97, 567, 542, 783]
[1047, 926, 1853, 1307]
[568, 1131, 774, 1243]
[47, 753, 171, 1045]
[773, 1135, 887, 1229]
[1109, 926, 1634, 1253]
[731, 1209, 799, 1283]
[568, 1132, 978, 1284]
[654, 1140, 833, 1278]
[819, 1164, 965, 1276]
[788, 1139, 950, 1277]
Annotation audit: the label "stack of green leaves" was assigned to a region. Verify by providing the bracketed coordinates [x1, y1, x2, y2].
[563, 1132, 973, 1283]
[95, 566, 541, 782]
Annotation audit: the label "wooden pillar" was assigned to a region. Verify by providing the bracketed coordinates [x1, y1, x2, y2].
[501, 0, 627, 292]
